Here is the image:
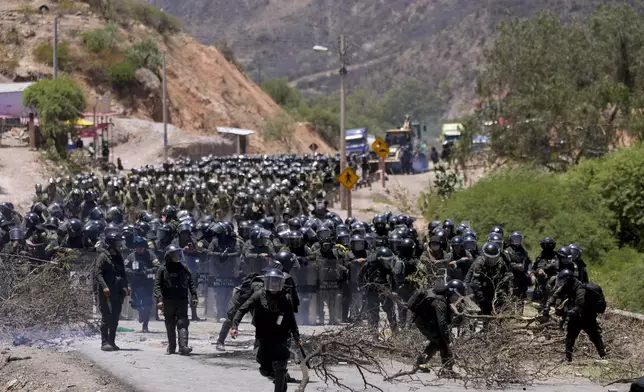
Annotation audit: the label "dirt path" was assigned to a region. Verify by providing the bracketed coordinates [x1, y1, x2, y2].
[0, 345, 137, 392]
[0, 145, 48, 211]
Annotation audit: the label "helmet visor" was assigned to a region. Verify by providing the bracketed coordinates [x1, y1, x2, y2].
[168, 249, 184, 263]
[263, 275, 284, 293]
[510, 233, 523, 246]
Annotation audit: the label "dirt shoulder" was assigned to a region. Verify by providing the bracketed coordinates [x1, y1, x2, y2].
[0, 345, 137, 392]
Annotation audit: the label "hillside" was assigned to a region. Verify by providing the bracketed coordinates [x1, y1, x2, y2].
[145, 0, 610, 117]
[0, 0, 333, 154]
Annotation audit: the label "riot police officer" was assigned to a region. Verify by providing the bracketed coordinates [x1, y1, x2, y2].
[231, 269, 301, 392]
[125, 236, 158, 332]
[154, 245, 198, 355]
[358, 247, 398, 335]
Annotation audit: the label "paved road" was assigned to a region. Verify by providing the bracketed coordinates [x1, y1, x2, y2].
[73, 319, 631, 392]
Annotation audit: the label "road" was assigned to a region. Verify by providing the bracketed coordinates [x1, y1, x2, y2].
[71, 318, 630, 392]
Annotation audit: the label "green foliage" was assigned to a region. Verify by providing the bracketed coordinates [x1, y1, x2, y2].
[106, 61, 136, 90]
[423, 167, 616, 262]
[432, 164, 462, 199]
[263, 112, 296, 151]
[82, 23, 117, 53]
[261, 78, 302, 109]
[126, 38, 162, 72]
[568, 143, 644, 250]
[23, 77, 86, 157]
[85, 0, 182, 35]
[462, 4, 644, 171]
[591, 247, 644, 313]
[423, 144, 644, 312]
[33, 42, 70, 70]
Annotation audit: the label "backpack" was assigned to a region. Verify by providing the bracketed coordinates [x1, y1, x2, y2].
[235, 272, 264, 304]
[584, 283, 607, 314]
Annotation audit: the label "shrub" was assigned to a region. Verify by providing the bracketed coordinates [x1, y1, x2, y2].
[591, 247, 644, 313]
[130, 3, 182, 34]
[82, 23, 117, 53]
[106, 61, 136, 90]
[263, 112, 296, 151]
[214, 39, 244, 73]
[33, 42, 70, 69]
[126, 38, 161, 72]
[422, 167, 616, 262]
[3, 27, 21, 45]
[260, 78, 302, 109]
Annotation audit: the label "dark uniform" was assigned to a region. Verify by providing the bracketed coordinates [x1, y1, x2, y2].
[545, 270, 606, 362]
[231, 273, 300, 392]
[93, 235, 129, 351]
[154, 246, 199, 355]
[125, 246, 158, 332]
[407, 287, 455, 372]
[358, 247, 397, 333]
[465, 242, 513, 315]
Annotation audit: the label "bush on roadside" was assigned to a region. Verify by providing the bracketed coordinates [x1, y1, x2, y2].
[591, 247, 644, 313]
[423, 167, 616, 261]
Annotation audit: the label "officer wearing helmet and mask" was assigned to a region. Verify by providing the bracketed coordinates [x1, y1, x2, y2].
[93, 232, 131, 351]
[407, 279, 466, 375]
[230, 268, 301, 392]
[358, 247, 398, 335]
[394, 237, 424, 327]
[314, 228, 346, 325]
[125, 236, 159, 332]
[343, 234, 374, 322]
[504, 231, 531, 300]
[543, 269, 606, 362]
[465, 242, 512, 315]
[171, 222, 205, 321]
[530, 237, 558, 307]
[154, 245, 198, 355]
[242, 228, 275, 274]
[420, 234, 452, 285]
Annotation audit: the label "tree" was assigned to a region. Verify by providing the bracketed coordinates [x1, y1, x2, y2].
[260, 78, 302, 109]
[23, 77, 86, 157]
[263, 112, 296, 151]
[463, 5, 644, 171]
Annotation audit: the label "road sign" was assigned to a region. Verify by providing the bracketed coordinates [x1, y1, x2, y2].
[309, 142, 318, 153]
[337, 167, 359, 190]
[371, 137, 390, 159]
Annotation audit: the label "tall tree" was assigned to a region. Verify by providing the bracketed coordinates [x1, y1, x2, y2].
[461, 5, 644, 171]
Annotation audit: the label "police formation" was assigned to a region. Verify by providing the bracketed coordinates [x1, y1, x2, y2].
[0, 154, 608, 391]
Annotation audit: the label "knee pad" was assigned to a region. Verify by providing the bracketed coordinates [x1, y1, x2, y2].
[177, 318, 190, 330]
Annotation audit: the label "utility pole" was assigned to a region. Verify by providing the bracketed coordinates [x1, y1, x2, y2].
[162, 52, 168, 162]
[339, 34, 348, 211]
[53, 17, 59, 78]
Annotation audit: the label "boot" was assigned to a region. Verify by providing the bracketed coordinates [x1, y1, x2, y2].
[166, 322, 177, 354]
[178, 329, 193, 355]
[273, 369, 287, 392]
[100, 324, 109, 348]
[215, 320, 232, 351]
[191, 306, 202, 321]
[108, 328, 120, 350]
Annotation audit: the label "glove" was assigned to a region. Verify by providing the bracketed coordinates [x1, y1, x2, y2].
[157, 302, 164, 311]
[191, 298, 199, 307]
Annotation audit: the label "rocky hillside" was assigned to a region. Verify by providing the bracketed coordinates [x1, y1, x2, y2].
[146, 0, 608, 117]
[0, 0, 333, 154]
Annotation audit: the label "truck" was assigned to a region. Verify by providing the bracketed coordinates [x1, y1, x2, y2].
[369, 116, 428, 174]
[345, 128, 369, 156]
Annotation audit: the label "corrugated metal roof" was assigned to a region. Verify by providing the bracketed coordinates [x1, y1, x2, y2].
[216, 127, 255, 136]
[0, 82, 35, 94]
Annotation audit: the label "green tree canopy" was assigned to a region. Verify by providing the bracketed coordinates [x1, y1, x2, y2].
[23, 77, 86, 156]
[460, 4, 644, 171]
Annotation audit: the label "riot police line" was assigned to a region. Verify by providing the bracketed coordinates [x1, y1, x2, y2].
[0, 152, 614, 392]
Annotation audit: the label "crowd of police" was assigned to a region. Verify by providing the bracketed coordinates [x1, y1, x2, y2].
[0, 152, 611, 392]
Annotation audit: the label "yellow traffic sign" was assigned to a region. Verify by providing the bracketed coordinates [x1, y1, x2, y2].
[371, 137, 390, 159]
[337, 167, 359, 190]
